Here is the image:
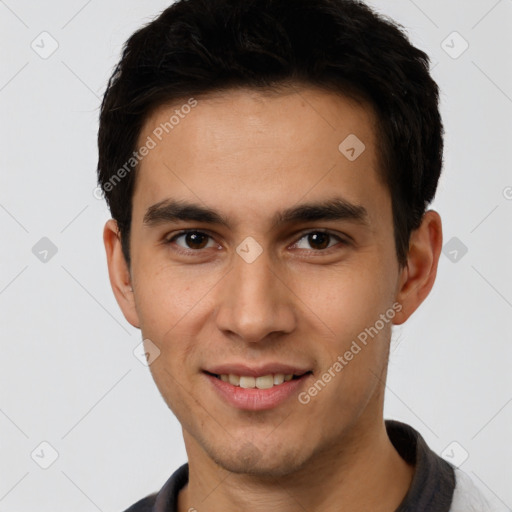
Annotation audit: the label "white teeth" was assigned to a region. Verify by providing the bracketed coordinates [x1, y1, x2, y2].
[216, 373, 304, 388]
[273, 374, 284, 385]
[228, 374, 240, 386]
[255, 375, 274, 389]
[239, 376, 255, 388]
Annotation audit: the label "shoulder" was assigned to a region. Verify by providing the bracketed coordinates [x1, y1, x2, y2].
[121, 493, 157, 512]
[450, 469, 508, 512]
[120, 463, 189, 512]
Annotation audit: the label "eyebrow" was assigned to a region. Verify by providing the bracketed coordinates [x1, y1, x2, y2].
[143, 197, 370, 229]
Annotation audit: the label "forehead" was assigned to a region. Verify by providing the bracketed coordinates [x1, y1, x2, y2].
[138, 85, 379, 162]
[132, 85, 388, 227]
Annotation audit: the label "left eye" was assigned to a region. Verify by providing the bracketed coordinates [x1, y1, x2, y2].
[293, 231, 344, 251]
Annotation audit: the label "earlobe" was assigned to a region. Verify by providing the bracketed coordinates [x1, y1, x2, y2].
[103, 219, 141, 329]
[392, 210, 443, 325]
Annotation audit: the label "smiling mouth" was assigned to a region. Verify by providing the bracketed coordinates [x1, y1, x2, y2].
[204, 371, 312, 389]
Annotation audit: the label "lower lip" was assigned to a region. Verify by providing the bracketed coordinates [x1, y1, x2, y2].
[204, 372, 311, 411]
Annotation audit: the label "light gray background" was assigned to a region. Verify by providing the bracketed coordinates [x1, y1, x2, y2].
[1, 1, 511, 510]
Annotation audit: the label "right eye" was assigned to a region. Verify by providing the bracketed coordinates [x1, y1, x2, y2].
[164, 230, 218, 252]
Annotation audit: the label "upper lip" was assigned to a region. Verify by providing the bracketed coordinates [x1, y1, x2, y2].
[204, 363, 312, 378]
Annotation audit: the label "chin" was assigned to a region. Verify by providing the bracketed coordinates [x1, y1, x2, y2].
[209, 442, 309, 478]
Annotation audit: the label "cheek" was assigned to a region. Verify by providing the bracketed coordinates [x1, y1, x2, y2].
[132, 256, 221, 335]
[300, 271, 393, 419]
[132, 261, 225, 404]
[290, 259, 396, 395]
[293, 263, 391, 333]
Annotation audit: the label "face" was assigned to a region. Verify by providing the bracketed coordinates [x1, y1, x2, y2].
[106, 85, 428, 478]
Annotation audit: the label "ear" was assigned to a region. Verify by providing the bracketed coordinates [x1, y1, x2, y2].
[392, 210, 443, 325]
[103, 219, 141, 329]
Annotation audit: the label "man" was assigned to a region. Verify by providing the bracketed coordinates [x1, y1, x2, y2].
[98, 0, 498, 510]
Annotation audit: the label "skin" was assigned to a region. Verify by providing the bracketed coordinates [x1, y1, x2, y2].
[104, 85, 443, 512]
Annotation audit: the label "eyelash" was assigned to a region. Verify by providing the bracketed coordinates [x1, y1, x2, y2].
[163, 229, 349, 255]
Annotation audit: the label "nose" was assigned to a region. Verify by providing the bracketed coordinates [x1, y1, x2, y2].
[214, 247, 296, 344]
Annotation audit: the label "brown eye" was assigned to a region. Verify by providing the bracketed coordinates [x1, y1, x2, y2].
[294, 231, 343, 251]
[307, 232, 330, 250]
[185, 232, 209, 249]
[170, 231, 215, 250]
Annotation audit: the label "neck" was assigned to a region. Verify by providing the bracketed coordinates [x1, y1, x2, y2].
[178, 417, 414, 512]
